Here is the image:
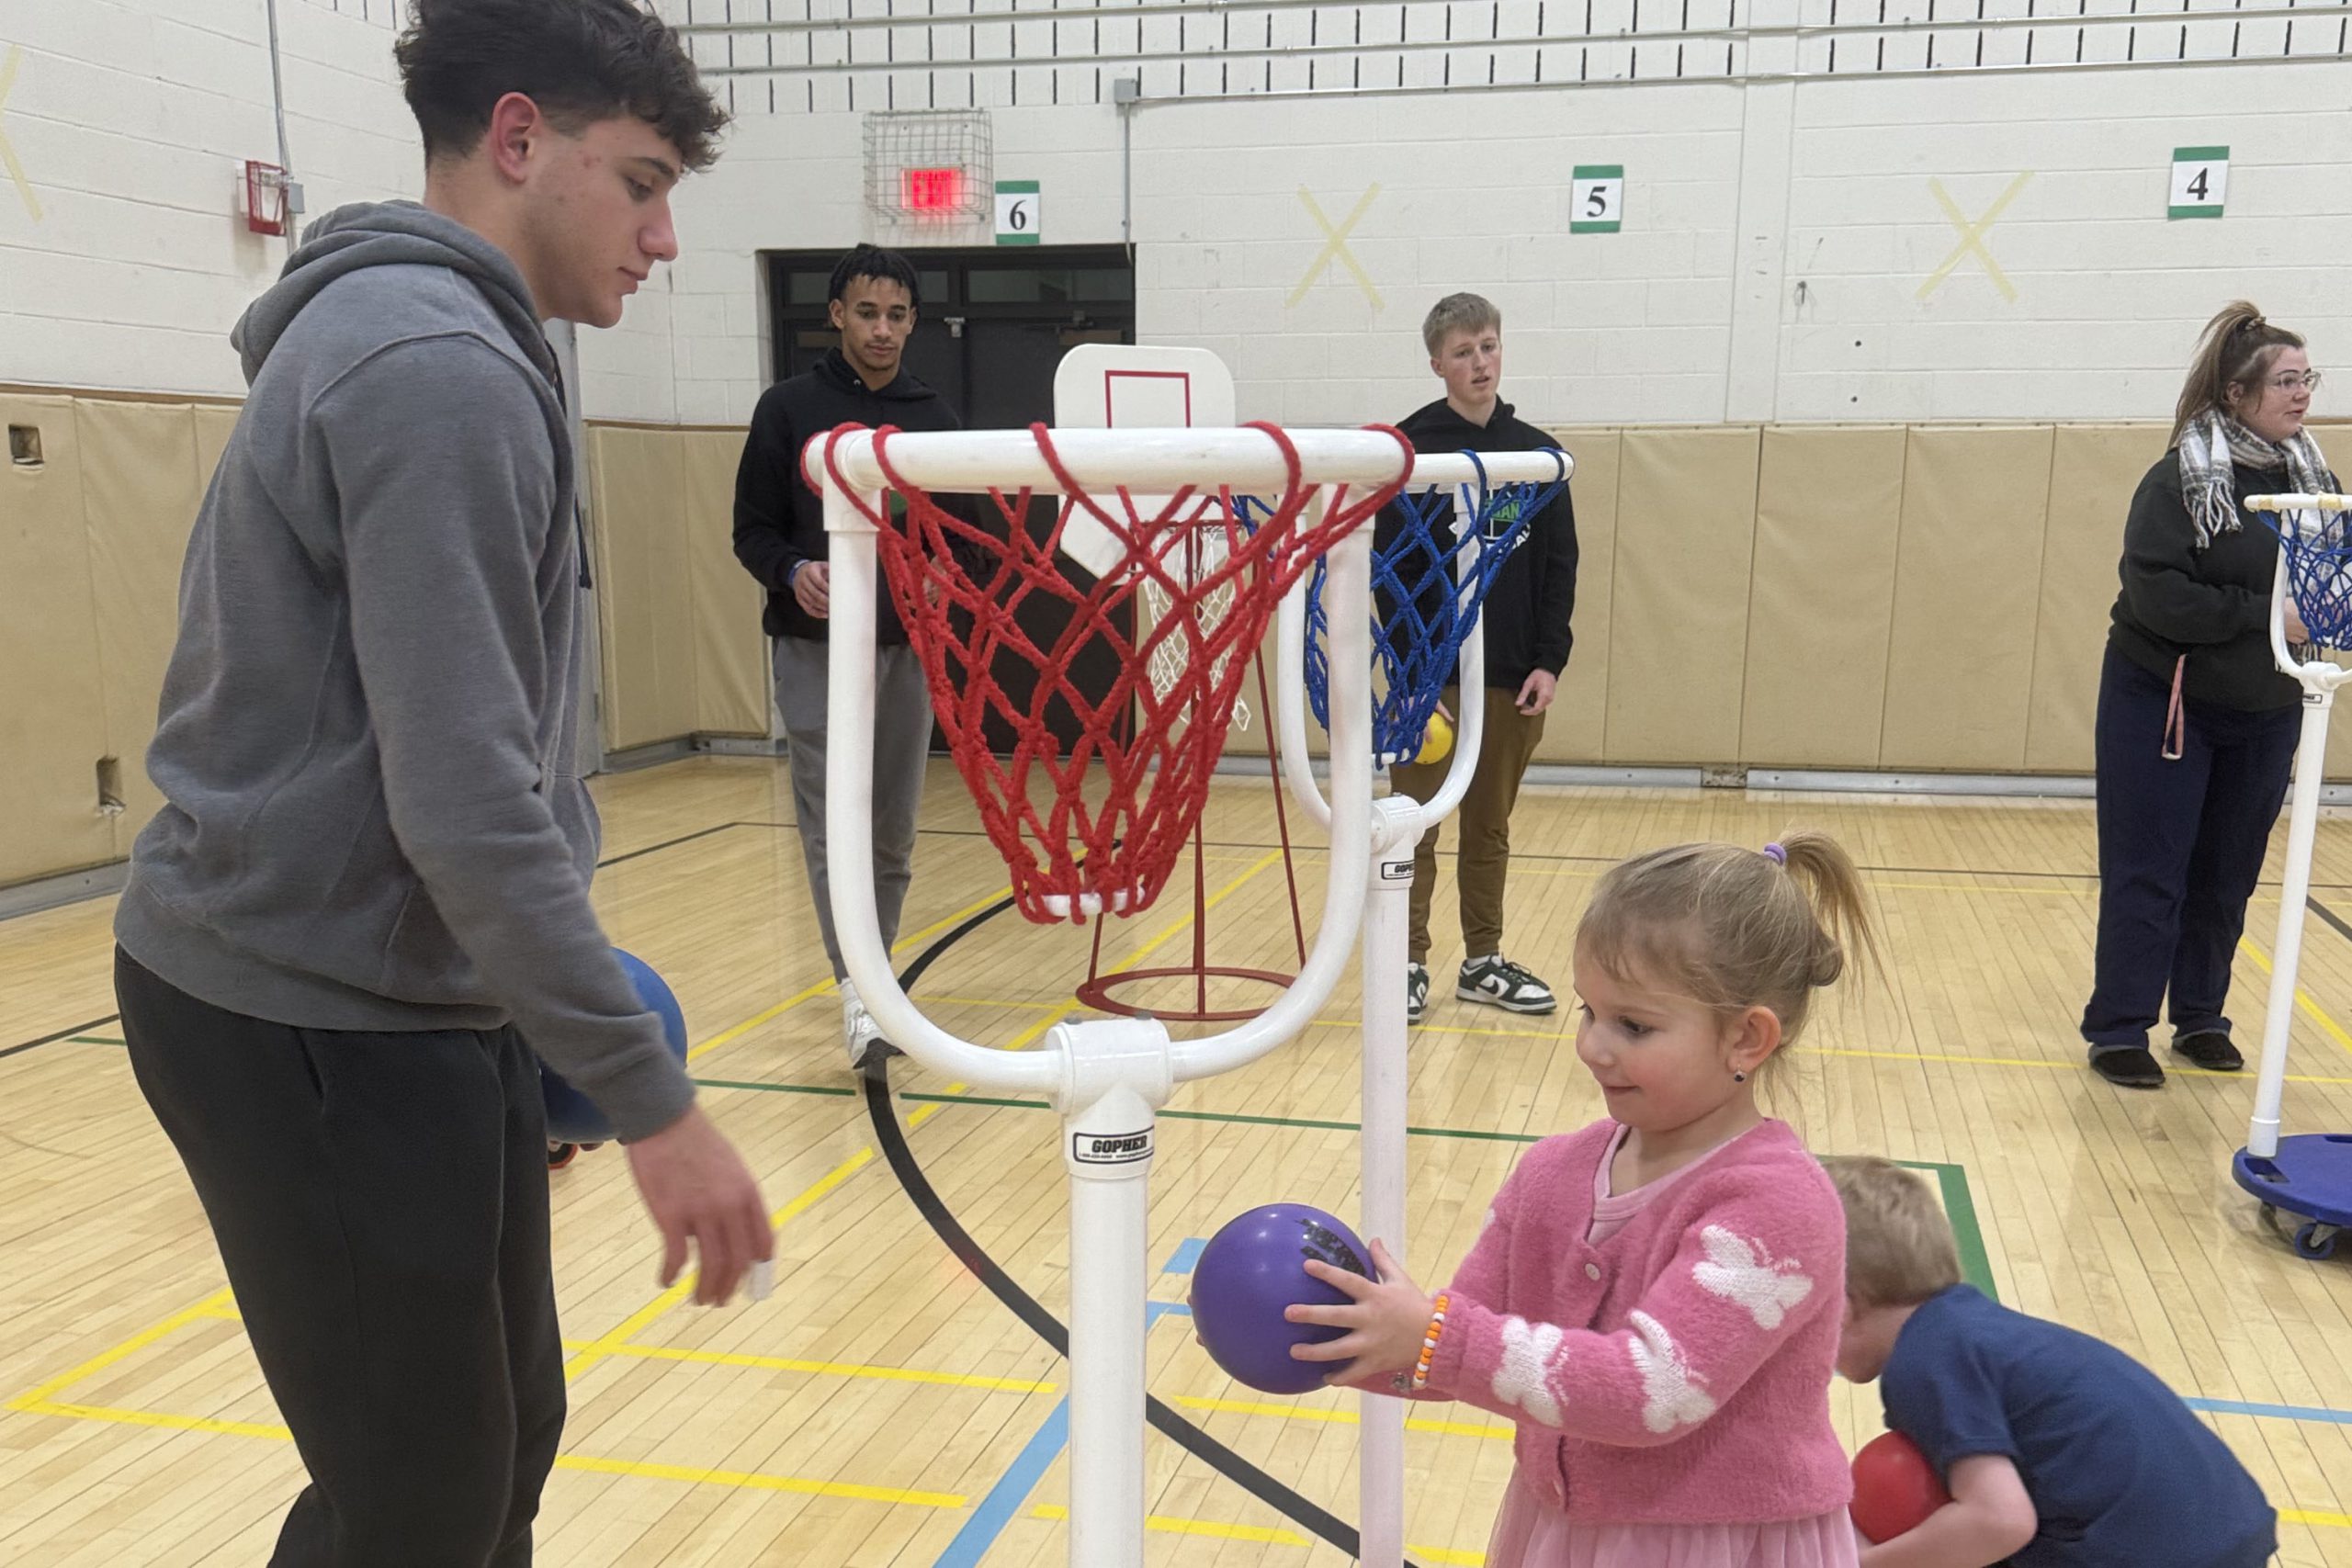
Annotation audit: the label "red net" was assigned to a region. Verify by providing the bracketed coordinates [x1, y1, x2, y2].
[824, 421, 1406, 925]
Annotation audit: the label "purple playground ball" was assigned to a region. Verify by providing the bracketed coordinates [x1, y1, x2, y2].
[1192, 1203, 1373, 1395]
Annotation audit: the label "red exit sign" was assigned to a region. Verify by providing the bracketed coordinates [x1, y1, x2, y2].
[902, 167, 963, 212]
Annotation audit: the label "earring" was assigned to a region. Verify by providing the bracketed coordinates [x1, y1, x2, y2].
[1732, 1069, 1748, 1084]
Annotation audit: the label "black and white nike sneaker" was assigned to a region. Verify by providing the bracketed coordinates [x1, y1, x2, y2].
[1456, 954, 1556, 1015]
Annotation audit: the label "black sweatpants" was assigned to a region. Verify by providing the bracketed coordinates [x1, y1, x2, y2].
[116, 950, 565, 1567]
[2081, 649, 2300, 1056]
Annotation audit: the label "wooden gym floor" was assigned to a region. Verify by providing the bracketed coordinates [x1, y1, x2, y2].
[7, 755, 2352, 1564]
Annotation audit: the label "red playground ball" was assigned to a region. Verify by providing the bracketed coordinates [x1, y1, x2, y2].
[1849, 1430, 1951, 1543]
[1191, 1204, 1373, 1395]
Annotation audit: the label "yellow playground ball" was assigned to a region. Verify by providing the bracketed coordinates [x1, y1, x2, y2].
[1415, 712, 1454, 766]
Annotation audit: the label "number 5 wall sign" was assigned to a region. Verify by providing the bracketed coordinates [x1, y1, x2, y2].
[1571, 165, 1623, 234]
[2169, 147, 2227, 220]
[996, 179, 1042, 245]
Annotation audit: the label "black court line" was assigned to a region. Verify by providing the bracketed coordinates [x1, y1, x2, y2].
[1, 1014, 122, 1062]
[863, 1078, 1415, 1563]
[2310, 895, 2352, 948]
[866, 892, 1419, 1562]
[595, 821, 747, 869]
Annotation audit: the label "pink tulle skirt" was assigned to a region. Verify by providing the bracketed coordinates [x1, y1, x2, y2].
[1486, 1473, 1861, 1568]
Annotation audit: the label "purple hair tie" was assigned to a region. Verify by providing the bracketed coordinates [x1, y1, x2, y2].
[1762, 842, 1787, 866]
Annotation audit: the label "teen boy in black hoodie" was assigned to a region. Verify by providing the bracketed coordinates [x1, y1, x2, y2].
[1385, 292, 1579, 1026]
[732, 245, 973, 1070]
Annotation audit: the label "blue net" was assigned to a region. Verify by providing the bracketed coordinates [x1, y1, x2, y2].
[2259, 502, 2352, 651]
[1297, 449, 1568, 764]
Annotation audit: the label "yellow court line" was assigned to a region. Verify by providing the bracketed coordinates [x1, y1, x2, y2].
[1028, 1502, 1305, 1546]
[17, 1398, 293, 1442]
[3, 1289, 236, 1412]
[1170, 1393, 1512, 1439]
[1001, 849, 1286, 1052]
[13, 1399, 963, 1508]
[18, 1401, 2333, 1541]
[560, 1339, 1056, 1393]
[577, 855, 1281, 1373]
[586, 855, 1281, 1356]
[177, 1299, 1048, 1391]
[685, 886, 1012, 1063]
[2236, 935, 2352, 1064]
[561, 1136, 892, 1380]
[1028, 1503, 1484, 1561]
[553, 1450, 962, 1507]
[8, 852, 1284, 1474]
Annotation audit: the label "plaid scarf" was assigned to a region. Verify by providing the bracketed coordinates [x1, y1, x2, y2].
[2176, 409, 2338, 551]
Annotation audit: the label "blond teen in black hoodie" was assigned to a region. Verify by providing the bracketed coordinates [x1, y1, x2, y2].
[1384, 293, 1579, 1026]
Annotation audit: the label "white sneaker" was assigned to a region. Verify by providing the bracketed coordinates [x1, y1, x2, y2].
[839, 977, 898, 1073]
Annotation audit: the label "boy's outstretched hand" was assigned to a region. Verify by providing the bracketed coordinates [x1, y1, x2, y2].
[1283, 1239, 1435, 1386]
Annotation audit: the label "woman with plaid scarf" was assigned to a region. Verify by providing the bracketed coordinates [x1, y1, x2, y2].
[2083, 301, 2334, 1089]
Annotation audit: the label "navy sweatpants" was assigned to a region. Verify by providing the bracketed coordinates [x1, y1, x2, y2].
[2081, 647, 2301, 1055]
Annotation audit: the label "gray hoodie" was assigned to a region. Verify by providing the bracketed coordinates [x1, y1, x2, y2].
[116, 201, 695, 1143]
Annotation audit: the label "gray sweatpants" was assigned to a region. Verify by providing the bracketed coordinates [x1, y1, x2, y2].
[772, 636, 934, 981]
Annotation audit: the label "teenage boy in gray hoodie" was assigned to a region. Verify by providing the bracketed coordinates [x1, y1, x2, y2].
[110, 3, 771, 1561]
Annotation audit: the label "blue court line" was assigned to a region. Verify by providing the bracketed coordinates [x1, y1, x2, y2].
[1163, 1237, 1206, 1275]
[935, 1399, 1069, 1567]
[933, 1256, 1197, 1568]
[2186, 1395, 2352, 1427]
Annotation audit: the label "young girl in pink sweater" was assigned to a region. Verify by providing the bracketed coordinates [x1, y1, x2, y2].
[1292, 833, 1875, 1567]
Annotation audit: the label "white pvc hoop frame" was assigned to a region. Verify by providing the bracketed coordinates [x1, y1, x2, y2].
[815, 423, 1402, 1568]
[2244, 492, 2352, 1162]
[1273, 446, 1572, 1568]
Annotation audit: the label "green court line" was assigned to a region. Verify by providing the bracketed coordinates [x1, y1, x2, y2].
[691, 1076, 2000, 1299]
[58, 1052, 1999, 1295]
[1933, 1161, 1996, 1301]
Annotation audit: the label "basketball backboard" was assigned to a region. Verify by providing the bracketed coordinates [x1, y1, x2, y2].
[1050, 344, 1237, 580]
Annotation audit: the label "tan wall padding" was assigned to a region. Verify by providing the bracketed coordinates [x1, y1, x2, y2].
[0, 397, 117, 886]
[1535, 428, 1619, 764]
[1739, 426, 1906, 767]
[1879, 426, 2055, 772]
[682, 430, 772, 737]
[1605, 427, 1760, 763]
[76, 400, 204, 852]
[589, 425, 698, 750]
[193, 403, 243, 491]
[2027, 426, 2166, 773]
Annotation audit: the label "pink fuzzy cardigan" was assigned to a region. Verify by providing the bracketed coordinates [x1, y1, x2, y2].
[1419, 1118, 1853, 1524]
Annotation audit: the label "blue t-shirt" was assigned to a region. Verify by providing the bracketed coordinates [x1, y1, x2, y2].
[1882, 1286, 2275, 1568]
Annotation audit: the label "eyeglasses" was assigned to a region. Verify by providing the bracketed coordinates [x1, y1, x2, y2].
[2268, 371, 2324, 393]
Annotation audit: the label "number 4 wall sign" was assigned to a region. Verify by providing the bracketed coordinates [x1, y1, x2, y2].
[1571, 165, 1623, 234]
[2170, 147, 2227, 220]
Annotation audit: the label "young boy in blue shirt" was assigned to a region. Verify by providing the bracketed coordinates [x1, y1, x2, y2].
[1824, 1157, 2275, 1568]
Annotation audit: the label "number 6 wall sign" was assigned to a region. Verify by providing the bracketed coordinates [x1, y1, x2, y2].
[996, 178, 1042, 245]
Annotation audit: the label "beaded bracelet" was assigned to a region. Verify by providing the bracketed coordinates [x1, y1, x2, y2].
[1408, 1292, 1451, 1393]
